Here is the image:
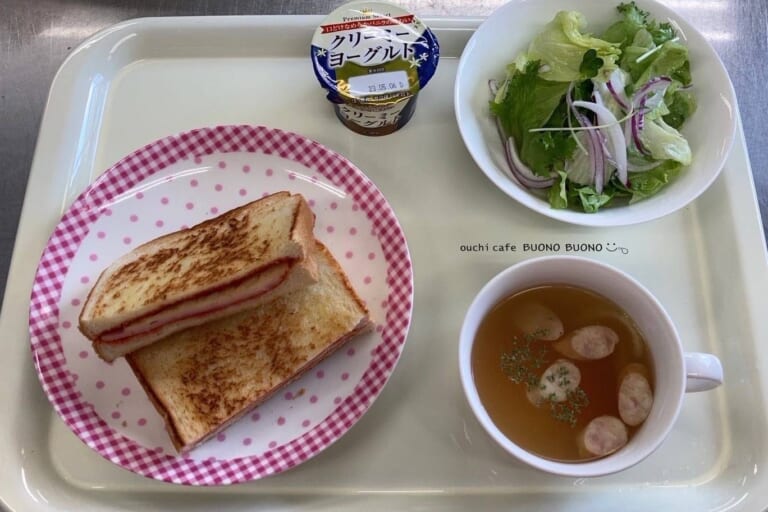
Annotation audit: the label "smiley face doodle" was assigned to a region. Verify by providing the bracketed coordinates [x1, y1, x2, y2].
[605, 242, 629, 255]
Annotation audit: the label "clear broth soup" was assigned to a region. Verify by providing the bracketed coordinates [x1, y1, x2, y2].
[471, 284, 654, 462]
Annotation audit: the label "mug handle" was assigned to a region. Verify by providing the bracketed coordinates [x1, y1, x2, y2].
[684, 353, 724, 392]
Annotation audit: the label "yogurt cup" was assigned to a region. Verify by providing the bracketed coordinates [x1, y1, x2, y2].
[311, 1, 440, 136]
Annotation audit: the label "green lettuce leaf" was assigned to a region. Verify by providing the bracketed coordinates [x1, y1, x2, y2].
[549, 171, 570, 209]
[490, 61, 574, 176]
[519, 11, 621, 82]
[548, 172, 617, 213]
[663, 88, 697, 129]
[575, 186, 614, 213]
[639, 115, 692, 165]
[634, 41, 691, 87]
[520, 131, 577, 176]
[603, 2, 676, 49]
[624, 161, 682, 202]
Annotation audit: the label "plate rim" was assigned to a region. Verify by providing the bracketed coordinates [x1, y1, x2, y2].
[27, 124, 414, 486]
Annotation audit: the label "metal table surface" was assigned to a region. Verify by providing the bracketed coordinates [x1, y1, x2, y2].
[0, 0, 766, 302]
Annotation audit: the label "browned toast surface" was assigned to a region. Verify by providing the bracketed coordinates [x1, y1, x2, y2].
[79, 192, 315, 344]
[126, 241, 372, 452]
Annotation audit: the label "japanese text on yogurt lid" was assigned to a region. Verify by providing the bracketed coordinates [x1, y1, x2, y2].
[311, 1, 440, 136]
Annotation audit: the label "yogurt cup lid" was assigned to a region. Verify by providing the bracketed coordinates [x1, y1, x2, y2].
[311, 1, 440, 104]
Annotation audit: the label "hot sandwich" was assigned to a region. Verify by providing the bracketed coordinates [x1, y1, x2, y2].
[79, 192, 317, 361]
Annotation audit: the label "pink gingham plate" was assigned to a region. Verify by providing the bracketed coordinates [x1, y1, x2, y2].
[28, 125, 413, 485]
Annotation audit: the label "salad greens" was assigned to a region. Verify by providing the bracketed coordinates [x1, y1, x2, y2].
[490, 2, 696, 213]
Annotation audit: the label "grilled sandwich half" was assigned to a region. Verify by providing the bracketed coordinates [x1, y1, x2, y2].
[79, 192, 317, 361]
[126, 241, 373, 453]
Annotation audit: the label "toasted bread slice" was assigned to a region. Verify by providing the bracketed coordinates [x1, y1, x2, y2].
[80, 192, 317, 361]
[126, 241, 373, 453]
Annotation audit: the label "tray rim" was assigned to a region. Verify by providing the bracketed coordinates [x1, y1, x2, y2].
[2, 12, 768, 512]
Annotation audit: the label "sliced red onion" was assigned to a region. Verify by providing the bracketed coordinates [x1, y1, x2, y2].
[632, 76, 672, 133]
[590, 117, 605, 193]
[605, 69, 630, 111]
[572, 100, 628, 186]
[634, 76, 673, 99]
[488, 79, 499, 96]
[567, 84, 605, 192]
[625, 76, 672, 157]
[489, 82, 553, 189]
[606, 81, 629, 111]
[592, 91, 614, 189]
[503, 136, 554, 189]
[631, 114, 650, 156]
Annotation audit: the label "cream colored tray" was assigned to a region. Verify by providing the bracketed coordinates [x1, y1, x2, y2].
[2, 15, 768, 511]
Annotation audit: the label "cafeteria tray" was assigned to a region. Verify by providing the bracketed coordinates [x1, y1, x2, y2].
[1, 14, 767, 511]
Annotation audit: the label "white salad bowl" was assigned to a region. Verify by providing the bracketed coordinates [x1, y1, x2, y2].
[454, 0, 737, 227]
